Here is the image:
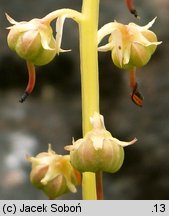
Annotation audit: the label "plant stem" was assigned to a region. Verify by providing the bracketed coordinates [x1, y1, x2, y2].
[96, 171, 104, 200]
[42, 8, 82, 24]
[79, 0, 100, 200]
[19, 61, 36, 103]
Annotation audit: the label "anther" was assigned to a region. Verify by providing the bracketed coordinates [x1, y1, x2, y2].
[125, 0, 139, 18]
[19, 91, 29, 103]
[130, 83, 144, 107]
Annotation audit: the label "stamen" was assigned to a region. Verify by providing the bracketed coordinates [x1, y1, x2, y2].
[19, 61, 36, 103]
[129, 68, 144, 107]
[125, 0, 139, 18]
[19, 91, 29, 103]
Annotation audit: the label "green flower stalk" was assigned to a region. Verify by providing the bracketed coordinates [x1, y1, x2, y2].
[78, 0, 100, 200]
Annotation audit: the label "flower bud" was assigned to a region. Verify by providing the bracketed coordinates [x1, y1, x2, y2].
[27, 145, 81, 199]
[6, 14, 57, 66]
[65, 113, 137, 173]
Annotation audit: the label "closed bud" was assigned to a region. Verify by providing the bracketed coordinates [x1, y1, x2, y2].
[27, 145, 81, 199]
[65, 113, 137, 173]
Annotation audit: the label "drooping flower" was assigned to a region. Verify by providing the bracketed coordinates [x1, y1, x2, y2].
[65, 113, 137, 173]
[7, 14, 57, 66]
[98, 18, 161, 69]
[27, 144, 81, 199]
[98, 18, 161, 106]
[6, 14, 68, 102]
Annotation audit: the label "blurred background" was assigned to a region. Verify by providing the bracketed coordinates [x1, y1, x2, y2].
[0, 0, 169, 200]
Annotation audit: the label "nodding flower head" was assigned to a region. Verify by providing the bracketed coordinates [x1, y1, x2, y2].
[98, 18, 161, 69]
[65, 112, 137, 173]
[6, 14, 67, 66]
[27, 145, 81, 199]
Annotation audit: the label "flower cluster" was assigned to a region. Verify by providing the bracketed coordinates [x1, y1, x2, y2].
[5, 4, 162, 200]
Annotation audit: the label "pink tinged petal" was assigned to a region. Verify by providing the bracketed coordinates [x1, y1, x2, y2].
[111, 137, 137, 147]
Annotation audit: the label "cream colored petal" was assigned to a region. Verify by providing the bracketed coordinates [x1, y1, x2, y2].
[64, 138, 84, 151]
[7, 21, 35, 33]
[6, 13, 33, 32]
[110, 137, 137, 147]
[129, 17, 157, 31]
[111, 29, 123, 67]
[39, 30, 54, 50]
[123, 44, 131, 65]
[97, 22, 118, 45]
[66, 180, 77, 193]
[91, 136, 104, 150]
[47, 144, 56, 154]
[6, 13, 18, 25]
[133, 31, 160, 47]
[135, 40, 162, 47]
[98, 42, 114, 52]
[55, 15, 70, 53]
[141, 17, 157, 30]
[64, 145, 74, 151]
[59, 48, 71, 52]
[41, 159, 60, 185]
[90, 112, 105, 130]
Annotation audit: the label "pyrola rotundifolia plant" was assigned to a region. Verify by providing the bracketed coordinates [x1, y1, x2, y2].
[6, 0, 161, 199]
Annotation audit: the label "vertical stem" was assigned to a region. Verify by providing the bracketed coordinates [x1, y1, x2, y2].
[79, 0, 100, 200]
[96, 172, 104, 200]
